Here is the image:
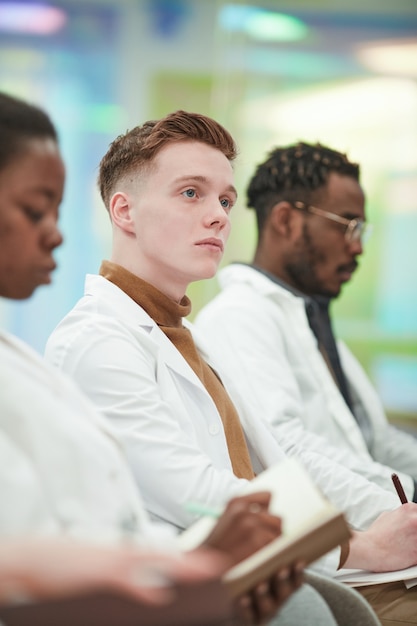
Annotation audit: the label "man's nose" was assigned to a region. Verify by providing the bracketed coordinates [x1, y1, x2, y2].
[207, 202, 228, 228]
[347, 236, 363, 256]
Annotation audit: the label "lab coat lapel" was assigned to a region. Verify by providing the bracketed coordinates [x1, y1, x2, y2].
[237, 268, 370, 455]
[94, 275, 213, 396]
[147, 320, 209, 393]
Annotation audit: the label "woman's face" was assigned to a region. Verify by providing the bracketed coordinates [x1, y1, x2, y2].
[0, 137, 65, 299]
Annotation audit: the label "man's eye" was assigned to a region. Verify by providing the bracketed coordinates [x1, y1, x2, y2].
[182, 189, 196, 198]
[221, 198, 234, 211]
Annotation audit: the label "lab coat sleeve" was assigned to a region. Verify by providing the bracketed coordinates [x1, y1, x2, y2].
[339, 341, 417, 481]
[46, 313, 246, 532]
[0, 431, 59, 535]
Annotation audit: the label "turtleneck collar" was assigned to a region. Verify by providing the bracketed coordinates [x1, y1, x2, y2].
[100, 260, 191, 328]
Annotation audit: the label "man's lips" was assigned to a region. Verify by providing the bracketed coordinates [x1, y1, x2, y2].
[195, 238, 224, 252]
[337, 261, 358, 281]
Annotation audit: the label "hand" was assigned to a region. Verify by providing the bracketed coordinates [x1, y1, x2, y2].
[203, 492, 282, 566]
[202, 492, 304, 625]
[0, 537, 226, 606]
[236, 564, 304, 625]
[346, 502, 417, 572]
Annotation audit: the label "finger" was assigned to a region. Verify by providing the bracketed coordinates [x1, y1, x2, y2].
[250, 510, 282, 535]
[291, 561, 305, 589]
[135, 549, 226, 582]
[113, 549, 229, 605]
[270, 561, 304, 602]
[235, 593, 256, 625]
[228, 492, 272, 512]
[224, 498, 282, 545]
[252, 581, 278, 625]
[121, 581, 177, 605]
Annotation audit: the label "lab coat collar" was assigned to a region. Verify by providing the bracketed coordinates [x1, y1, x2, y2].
[84, 274, 211, 394]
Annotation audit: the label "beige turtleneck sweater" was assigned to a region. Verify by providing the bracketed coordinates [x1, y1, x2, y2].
[100, 260, 255, 481]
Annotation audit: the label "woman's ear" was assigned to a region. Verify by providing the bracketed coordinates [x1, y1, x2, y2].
[109, 191, 135, 235]
[269, 201, 294, 238]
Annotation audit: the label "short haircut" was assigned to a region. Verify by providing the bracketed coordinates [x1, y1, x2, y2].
[246, 141, 360, 234]
[98, 110, 238, 210]
[0, 92, 58, 171]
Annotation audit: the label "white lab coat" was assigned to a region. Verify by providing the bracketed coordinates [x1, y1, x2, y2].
[195, 263, 416, 508]
[0, 329, 157, 544]
[45, 274, 248, 533]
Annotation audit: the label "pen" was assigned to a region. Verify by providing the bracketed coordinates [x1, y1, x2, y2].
[391, 473, 408, 504]
[184, 502, 222, 518]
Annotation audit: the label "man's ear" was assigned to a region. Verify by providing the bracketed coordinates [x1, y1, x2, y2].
[269, 201, 294, 237]
[109, 191, 135, 235]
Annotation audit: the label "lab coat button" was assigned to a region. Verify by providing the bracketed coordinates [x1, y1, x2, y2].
[209, 423, 219, 435]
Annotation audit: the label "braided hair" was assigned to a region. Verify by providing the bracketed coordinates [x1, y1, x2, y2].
[246, 141, 360, 234]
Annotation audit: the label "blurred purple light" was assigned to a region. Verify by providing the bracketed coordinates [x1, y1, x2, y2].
[0, 2, 67, 34]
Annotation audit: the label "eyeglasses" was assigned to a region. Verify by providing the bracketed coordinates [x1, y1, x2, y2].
[292, 201, 373, 244]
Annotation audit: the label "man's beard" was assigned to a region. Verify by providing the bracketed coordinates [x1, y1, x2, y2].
[283, 222, 341, 298]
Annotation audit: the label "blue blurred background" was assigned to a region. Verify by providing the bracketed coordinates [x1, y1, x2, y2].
[0, 0, 416, 425]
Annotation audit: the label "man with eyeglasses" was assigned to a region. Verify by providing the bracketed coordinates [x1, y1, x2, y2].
[196, 140, 417, 506]
[195, 142, 417, 621]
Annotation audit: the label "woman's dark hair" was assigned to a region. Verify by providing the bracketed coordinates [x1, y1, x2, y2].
[0, 92, 58, 171]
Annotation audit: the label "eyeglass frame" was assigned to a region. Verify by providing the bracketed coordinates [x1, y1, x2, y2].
[292, 200, 372, 243]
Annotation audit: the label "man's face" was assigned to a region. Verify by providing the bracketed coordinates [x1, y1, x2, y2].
[0, 138, 65, 299]
[283, 172, 365, 298]
[127, 140, 237, 299]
